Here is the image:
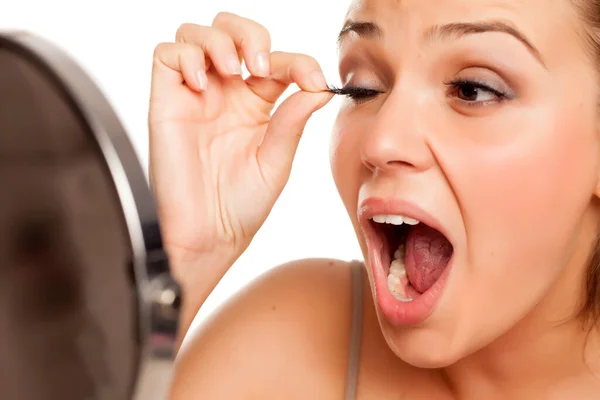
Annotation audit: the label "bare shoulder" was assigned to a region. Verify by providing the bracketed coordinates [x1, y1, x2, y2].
[170, 258, 358, 399]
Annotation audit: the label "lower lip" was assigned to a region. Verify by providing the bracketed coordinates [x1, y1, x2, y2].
[367, 233, 454, 326]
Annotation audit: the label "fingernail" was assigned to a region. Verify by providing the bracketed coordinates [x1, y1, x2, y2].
[197, 70, 207, 90]
[310, 71, 327, 90]
[226, 54, 242, 75]
[255, 52, 270, 77]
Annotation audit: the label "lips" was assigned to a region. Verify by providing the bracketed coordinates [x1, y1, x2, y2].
[358, 197, 455, 326]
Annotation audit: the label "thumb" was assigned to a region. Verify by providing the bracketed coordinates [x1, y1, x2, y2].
[256, 90, 333, 185]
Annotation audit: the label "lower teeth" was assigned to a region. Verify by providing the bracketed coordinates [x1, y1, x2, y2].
[387, 245, 412, 302]
[393, 293, 413, 302]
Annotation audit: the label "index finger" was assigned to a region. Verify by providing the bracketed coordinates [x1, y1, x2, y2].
[246, 51, 328, 104]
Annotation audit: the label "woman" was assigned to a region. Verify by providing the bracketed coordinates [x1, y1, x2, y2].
[148, 0, 600, 398]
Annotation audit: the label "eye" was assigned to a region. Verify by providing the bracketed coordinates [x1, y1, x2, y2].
[445, 79, 510, 105]
[328, 85, 382, 103]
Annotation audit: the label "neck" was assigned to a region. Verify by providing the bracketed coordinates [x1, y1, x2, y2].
[443, 242, 600, 399]
[443, 315, 600, 399]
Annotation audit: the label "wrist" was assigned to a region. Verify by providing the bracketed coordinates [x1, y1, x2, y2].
[165, 246, 238, 347]
[168, 243, 235, 280]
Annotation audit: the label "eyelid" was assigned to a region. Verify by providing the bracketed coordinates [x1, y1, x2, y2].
[448, 65, 517, 95]
[338, 49, 393, 89]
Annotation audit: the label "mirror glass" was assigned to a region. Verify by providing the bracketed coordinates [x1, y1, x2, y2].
[0, 34, 155, 400]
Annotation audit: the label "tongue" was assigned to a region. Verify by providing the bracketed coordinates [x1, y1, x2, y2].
[405, 224, 453, 294]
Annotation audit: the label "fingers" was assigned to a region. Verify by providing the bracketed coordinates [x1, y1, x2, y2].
[257, 90, 334, 185]
[270, 52, 327, 90]
[176, 12, 272, 79]
[152, 13, 329, 102]
[211, 12, 272, 77]
[246, 51, 328, 104]
[152, 12, 271, 94]
[176, 23, 242, 78]
[152, 42, 207, 92]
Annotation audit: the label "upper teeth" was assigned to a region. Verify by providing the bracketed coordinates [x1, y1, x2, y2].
[371, 214, 420, 226]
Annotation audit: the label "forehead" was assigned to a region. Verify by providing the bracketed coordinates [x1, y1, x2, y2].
[346, 0, 569, 21]
[342, 0, 584, 65]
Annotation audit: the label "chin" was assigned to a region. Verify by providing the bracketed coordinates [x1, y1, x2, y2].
[379, 323, 467, 368]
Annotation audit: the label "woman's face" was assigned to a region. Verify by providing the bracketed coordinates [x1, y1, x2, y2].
[331, 0, 600, 367]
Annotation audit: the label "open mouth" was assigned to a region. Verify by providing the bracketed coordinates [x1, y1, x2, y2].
[370, 214, 454, 303]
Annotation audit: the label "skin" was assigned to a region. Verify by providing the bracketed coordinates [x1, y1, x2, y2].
[148, 1, 600, 399]
[332, 0, 600, 396]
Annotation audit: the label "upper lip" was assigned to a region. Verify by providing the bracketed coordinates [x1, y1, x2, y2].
[358, 196, 454, 247]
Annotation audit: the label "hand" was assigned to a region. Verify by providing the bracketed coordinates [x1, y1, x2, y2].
[148, 12, 333, 285]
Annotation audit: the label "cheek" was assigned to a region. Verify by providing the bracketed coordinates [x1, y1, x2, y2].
[444, 105, 599, 293]
[330, 113, 371, 246]
[329, 120, 344, 178]
[330, 115, 363, 200]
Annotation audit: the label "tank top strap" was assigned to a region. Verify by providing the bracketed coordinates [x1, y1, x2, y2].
[344, 260, 364, 400]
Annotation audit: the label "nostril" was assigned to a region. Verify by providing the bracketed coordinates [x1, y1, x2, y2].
[361, 144, 421, 172]
[360, 153, 377, 171]
[362, 158, 416, 172]
[387, 160, 415, 169]
[363, 159, 376, 171]
[360, 123, 434, 172]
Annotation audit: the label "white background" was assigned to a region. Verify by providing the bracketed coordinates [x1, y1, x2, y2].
[2, 0, 362, 335]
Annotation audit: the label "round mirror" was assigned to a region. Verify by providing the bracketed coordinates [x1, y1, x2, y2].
[0, 32, 179, 400]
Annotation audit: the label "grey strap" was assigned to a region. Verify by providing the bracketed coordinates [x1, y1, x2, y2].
[344, 262, 364, 400]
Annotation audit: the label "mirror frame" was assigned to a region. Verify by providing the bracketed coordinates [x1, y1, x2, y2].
[0, 31, 179, 399]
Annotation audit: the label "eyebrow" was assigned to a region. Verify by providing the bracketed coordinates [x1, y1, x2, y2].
[337, 21, 382, 44]
[337, 19, 546, 68]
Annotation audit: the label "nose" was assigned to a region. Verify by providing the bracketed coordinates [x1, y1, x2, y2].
[361, 86, 436, 173]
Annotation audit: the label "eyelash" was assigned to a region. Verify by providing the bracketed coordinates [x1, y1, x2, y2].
[444, 79, 510, 105]
[328, 80, 510, 105]
[327, 84, 381, 103]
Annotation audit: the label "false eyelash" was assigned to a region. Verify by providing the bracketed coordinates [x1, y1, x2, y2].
[326, 84, 381, 99]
